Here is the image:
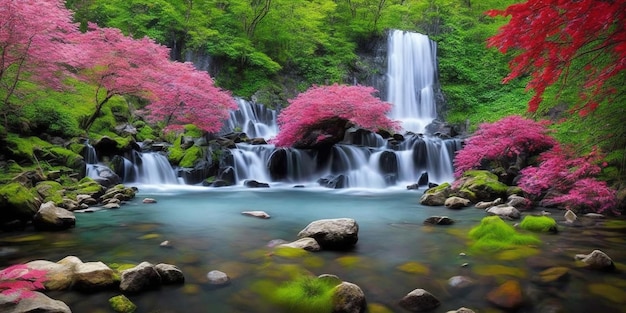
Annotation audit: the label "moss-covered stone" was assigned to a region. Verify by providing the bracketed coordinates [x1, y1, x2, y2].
[454, 170, 509, 202]
[179, 145, 203, 168]
[0, 182, 41, 223]
[272, 276, 336, 313]
[109, 295, 137, 313]
[34, 181, 65, 205]
[519, 215, 558, 233]
[468, 216, 541, 252]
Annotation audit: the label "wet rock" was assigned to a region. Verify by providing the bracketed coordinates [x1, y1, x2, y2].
[486, 280, 524, 309]
[446, 308, 475, 313]
[584, 213, 605, 219]
[0, 291, 71, 313]
[448, 276, 475, 290]
[207, 270, 230, 285]
[73, 261, 117, 292]
[399, 288, 440, 312]
[423, 216, 454, 226]
[298, 218, 359, 250]
[332, 281, 366, 313]
[155, 263, 185, 285]
[244, 180, 270, 188]
[475, 198, 503, 209]
[564, 210, 577, 223]
[486, 205, 521, 220]
[507, 195, 531, 210]
[444, 196, 471, 209]
[109, 294, 136, 313]
[575, 250, 615, 271]
[26, 260, 75, 291]
[103, 203, 121, 209]
[33, 201, 76, 231]
[241, 210, 271, 219]
[419, 183, 451, 206]
[120, 262, 162, 294]
[278, 237, 321, 252]
[143, 198, 157, 204]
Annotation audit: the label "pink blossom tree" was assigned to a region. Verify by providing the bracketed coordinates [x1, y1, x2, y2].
[0, 0, 82, 127]
[453, 115, 556, 181]
[0, 264, 47, 302]
[519, 147, 618, 214]
[273, 84, 399, 147]
[75, 23, 237, 132]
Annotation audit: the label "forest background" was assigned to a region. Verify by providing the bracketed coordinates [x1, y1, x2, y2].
[1, 0, 624, 210]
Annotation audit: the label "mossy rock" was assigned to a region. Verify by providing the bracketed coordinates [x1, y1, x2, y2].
[0, 182, 42, 223]
[5, 134, 52, 162]
[454, 170, 509, 202]
[34, 181, 65, 205]
[468, 216, 541, 252]
[519, 215, 558, 233]
[109, 295, 137, 313]
[179, 145, 204, 168]
[66, 177, 105, 199]
[183, 124, 204, 138]
[35, 146, 85, 171]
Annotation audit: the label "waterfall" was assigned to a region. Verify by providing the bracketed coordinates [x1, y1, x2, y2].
[387, 30, 438, 133]
[134, 153, 180, 185]
[214, 29, 457, 188]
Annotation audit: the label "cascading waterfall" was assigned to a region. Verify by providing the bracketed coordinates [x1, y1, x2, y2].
[108, 29, 457, 189]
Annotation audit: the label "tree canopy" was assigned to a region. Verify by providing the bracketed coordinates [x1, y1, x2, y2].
[487, 0, 626, 115]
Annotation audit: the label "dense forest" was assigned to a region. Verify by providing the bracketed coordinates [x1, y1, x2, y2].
[1, 0, 624, 212]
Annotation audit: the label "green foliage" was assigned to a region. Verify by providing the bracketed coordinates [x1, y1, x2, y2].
[468, 216, 541, 252]
[179, 145, 203, 168]
[0, 183, 40, 223]
[519, 215, 557, 233]
[272, 275, 336, 313]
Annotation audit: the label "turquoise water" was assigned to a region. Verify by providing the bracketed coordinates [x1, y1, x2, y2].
[1, 186, 626, 312]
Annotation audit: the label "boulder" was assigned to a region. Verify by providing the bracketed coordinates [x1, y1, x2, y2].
[244, 180, 270, 188]
[155, 263, 185, 285]
[452, 170, 508, 202]
[419, 183, 451, 206]
[507, 195, 531, 210]
[25, 260, 75, 291]
[0, 291, 71, 313]
[444, 196, 470, 209]
[486, 205, 521, 220]
[298, 218, 359, 250]
[120, 262, 162, 293]
[399, 288, 440, 312]
[207, 270, 230, 285]
[474, 198, 502, 210]
[332, 281, 367, 313]
[33, 202, 76, 231]
[278, 238, 321, 252]
[73, 261, 117, 292]
[575, 250, 614, 271]
[564, 210, 577, 223]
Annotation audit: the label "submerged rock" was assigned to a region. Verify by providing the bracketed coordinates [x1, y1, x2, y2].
[207, 270, 230, 285]
[575, 249, 615, 271]
[423, 216, 454, 225]
[486, 280, 524, 309]
[241, 210, 271, 219]
[399, 288, 440, 312]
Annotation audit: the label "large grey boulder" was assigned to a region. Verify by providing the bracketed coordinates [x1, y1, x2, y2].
[155, 263, 185, 285]
[298, 218, 359, 250]
[33, 202, 75, 231]
[25, 260, 75, 291]
[419, 183, 451, 206]
[444, 196, 471, 209]
[0, 291, 71, 313]
[120, 262, 162, 293]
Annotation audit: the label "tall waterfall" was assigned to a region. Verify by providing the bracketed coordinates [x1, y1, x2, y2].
[387, 30, 438, 133]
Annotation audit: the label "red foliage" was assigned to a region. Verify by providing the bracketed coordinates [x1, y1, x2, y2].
[0, 264, 47, 302]
[453, 116, 556, 177]
[519, 146, 618, 214]
[486, 0, 626, 115]
[273, 84, 399, 147]
[73, 23, 236, 132]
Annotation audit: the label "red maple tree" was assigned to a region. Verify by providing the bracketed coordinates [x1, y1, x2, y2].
[273, 84, 399, 147]
[487, 0, 626, 115]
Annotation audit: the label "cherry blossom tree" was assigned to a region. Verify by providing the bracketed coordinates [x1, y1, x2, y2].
[75, 23, 236, 132]
[486, 0, 626, 115]
[0, 0, 81, 126]
[0, 264, 47, 302]
[273, 84, 399, 147]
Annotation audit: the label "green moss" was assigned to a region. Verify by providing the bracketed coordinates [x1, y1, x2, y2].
[456, 170, 509, 201]
[425, 182, 451, 194]
[179, 145, 203, 168]
[272, 276, 336, 313]
[109, 295, 137, 313]
[184, 124, 204, 138]
[519, 215, 558, 233]
[468, 216, 541, 252]
[5, 134, 52, 161]
[35, 181, 65, 205]
[135, 124, 156, 142]
[0, 182, 41, 222]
